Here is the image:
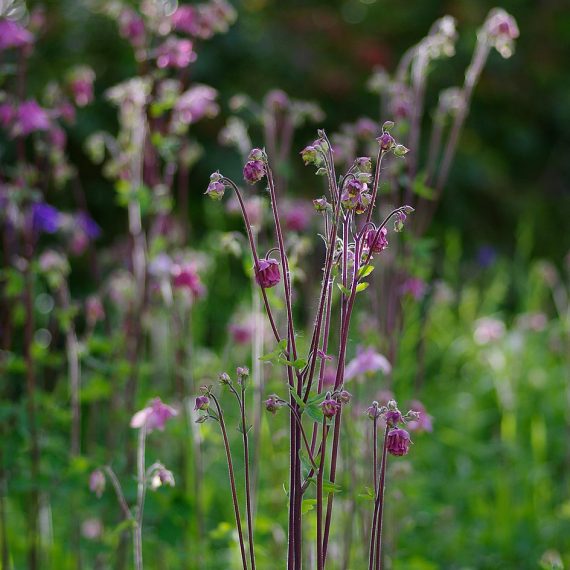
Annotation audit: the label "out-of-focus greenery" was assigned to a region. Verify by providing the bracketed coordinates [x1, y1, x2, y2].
[2, 1, 569, 570]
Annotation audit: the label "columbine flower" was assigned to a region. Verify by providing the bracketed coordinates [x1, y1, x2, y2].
[300, 144, 319, 166]
[265, 395, 284, 414]
[228, 318, 255, 345]
[130, 398, 178, 432]
[32, 203, 61, 234]
[386, 428, 411, 456]
[407, 400, 433, 433]
[483, 8, 519, 58]
[171, 4, 198, 35]
[321, 396, 341, 419]
[367, 401, 382, 420]
[150, 466, 176, 490]
[194, 395, 210, 411]
[254, 258, 280, 289]
[344, 347, 392, 381]
[385, 409, 404, 427]
[243, 149, 266, 184]
[337, 390, 352, 405]
[236, 367, 249, 383]
[340, 179, 371, 214]
[283, 200, 312, 232]
[14, 100, 50, 136]
[365, 227, 388, 253]
[377, 131, 395, 151]
[68, 66, 95, 107]
[0, 19, 34, 51]
[89, 469, 106, 498]
[205, 172, 225, 200]
[313, 197, 330, 212]
[156, 38, 196, 69]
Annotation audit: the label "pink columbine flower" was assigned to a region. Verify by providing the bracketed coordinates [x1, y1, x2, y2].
[171, 4, 199, 35]
[171, 264, 205, 298]
[365, 227, 388, 253]
[13, 100, 50, 136]
[265, 395, 284, 414]
[321, 397, 341, 419]
[385, 409, 404, 427]
[0, 19, 34, 51]
[130, 398, 178, 432]
[156, 38, 196, 69]
[344, 346, 392, 381]
[386, 428, 411, 456]
[243, 159, 265, 184]
[254, 258, 281, 289]
[228, 318, 255, 345]
[407, 400, 433, 433]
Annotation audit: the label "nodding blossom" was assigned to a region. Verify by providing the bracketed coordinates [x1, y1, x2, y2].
[386, 428, 411, 456]
[377, 131, 395, 151]
[0, 19, 34, 51]
[206, 172, 225, 200]
[254, 258, 281, 289]
[130, 398, 178, 432]
[483, 8, 519, 58]
[365, 227, 388, 254]
[321, 396, 341, 419]
[243, 149, 266, 184]
[340, 179, 371, 214]
[264, 395, 284, 414]
[194, 395, 210, 411]
[344, 347, 392, 381]
[150, 467, 175, 490]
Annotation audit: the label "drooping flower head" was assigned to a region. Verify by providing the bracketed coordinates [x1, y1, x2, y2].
[265, 395, 284, 414]
[483, 8, 519, 58]
[254, 257, 280, 289]
[243, 148, 266, 184]
[173, 85, 218, 126]
[205, 171, 225, 200]
[386, 428, 411, 456]
[365, 227, 388, 254]
[321, 395, 341, 419]
[130, 398, 178, 432]
[194, 395, 210, 411]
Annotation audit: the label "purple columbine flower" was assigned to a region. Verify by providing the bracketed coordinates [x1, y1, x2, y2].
[386, 428, 411, 456]
[14, 100, 50, 136]
[194, 395, 210, 411]
[321, 397, 341, 419]
[337, 390, 352, 405]
[377, 131, 395, 151]
[243, 150, 266, 184]
[156, 38, 196, 69]
[89, 469, 106, 498]
[32, 203, 61, 234]
[367, 401, 382, 420]
[340, 179, 371, 214]
[0, 19, 34, 51]
[265, 395, 284, 414]
[385, 409, 404, 427]
[130, 398, 178, 432]
[344, 346, 392, 381]
[254, 258, 281, 289]
[365, 227, 388, 254]
[205, 172, 225, 200]
[300, 145, 319, 166]
[151, 467, 176, 490]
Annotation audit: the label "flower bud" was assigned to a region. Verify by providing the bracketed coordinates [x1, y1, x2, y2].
[393, 144, 409, 158]
[151, 467, 175, 490]
[313, 197, 330, 212]
[300, 145, 319, 166]
[355, 156, 372, 173]
[194, 395, 210, 411]
[386, 428, 411, 456]
[382, 120, 395, 132]
[236, 366, 249, 384]
[367, 401, 381, 420]
[265, 395, 285, 414]
[321, 395, 341, 419]
[205, 172, 225, 200]
[218, 372, 231, 385]
[254, 258, 281, 289]
[243, 160, 265, 184]
[337, 390, 352, 405]
[385, 409, 404, 427]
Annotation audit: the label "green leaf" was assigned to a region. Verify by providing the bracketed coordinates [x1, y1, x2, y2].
[357, 264, 375, 279]
[293, 358, 307, 370]
[305, 404, 324, 424]
[306, 392, 327, 406]
[302, 499, 317, 514]
[289, 388, 305, 411]
[356, 282, 370, 293]
[412, 176, 436, 200]
[336, 283, 351, 296]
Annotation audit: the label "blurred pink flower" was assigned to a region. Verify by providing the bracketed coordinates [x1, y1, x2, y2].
[156, 38, 196, 69]
[119, 9, 145, 47]
[174, 85, 218, 125]
[14, 100, 50, 136]
[81, 518, 103, 540]
[0, 20, 34, 51]
[171, 5, 199, 35]
[283, 200, 312, 232]
[473, 317, 505, 345]
[407, 400, 433, 433]
[344, 346, 391, 381]
[400, 277, 427, 300]
[172, 263, 205, 298]
[68, 66, 95, 107]
[130, 398, 177, 432]
[228, 318, 255, 345]
[89, 469, 105, 498]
